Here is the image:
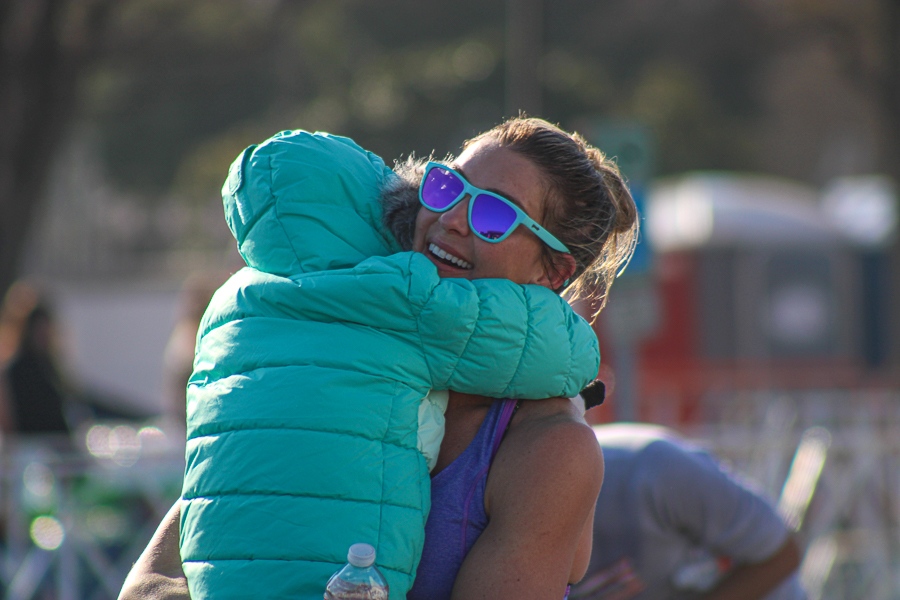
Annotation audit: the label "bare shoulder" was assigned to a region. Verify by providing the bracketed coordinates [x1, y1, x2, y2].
[504, 397, 602, 468]
[461, 398, 603, 597]
[118, 501, 190, 600]
[486, 398, 603, 516]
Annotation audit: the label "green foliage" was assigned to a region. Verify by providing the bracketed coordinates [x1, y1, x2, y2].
[82, 0, 284, 194]
[69, 0, 889, 203]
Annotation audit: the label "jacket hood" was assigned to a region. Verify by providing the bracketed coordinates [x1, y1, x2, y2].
[222, 130, 403, 276]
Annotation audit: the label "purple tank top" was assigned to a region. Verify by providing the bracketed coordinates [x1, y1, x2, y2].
[407, 398, 518, 600]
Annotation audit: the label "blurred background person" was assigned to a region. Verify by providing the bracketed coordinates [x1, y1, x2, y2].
[0, 281, 73, 439]
[571, 422, 804, 600]
[160, 271, 227, 429]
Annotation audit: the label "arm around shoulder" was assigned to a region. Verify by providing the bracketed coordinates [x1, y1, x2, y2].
[419, 274, 600, 400]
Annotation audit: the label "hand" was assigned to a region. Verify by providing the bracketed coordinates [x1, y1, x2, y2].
[701, 536, 802, 600]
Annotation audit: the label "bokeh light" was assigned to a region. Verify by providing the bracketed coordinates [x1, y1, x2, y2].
[86, 425, 113, 458]
[85, 424, 143, 465]
[30, 516, 65, 550]
[23, 462, 55, 497]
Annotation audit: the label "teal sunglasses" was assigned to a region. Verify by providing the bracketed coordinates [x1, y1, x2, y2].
[418, 161, 570, 254]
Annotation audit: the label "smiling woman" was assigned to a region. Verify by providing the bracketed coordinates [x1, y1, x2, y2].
[389, 117, 639, 317]
[120, 117, 638, 600]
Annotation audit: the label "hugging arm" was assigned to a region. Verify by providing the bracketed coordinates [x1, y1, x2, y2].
[420, 274, 599, 400]
[118, 502, 190, 600]
[263, 252, 600, 399]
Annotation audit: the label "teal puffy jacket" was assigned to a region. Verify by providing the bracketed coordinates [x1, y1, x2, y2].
[180, 131, 600, 599]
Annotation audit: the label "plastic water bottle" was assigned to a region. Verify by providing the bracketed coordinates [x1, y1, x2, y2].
[324, 543, 389, 600]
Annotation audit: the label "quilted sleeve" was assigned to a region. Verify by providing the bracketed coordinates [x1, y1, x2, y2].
[256, 251, 599, 401]
[413, 265, 600, 400]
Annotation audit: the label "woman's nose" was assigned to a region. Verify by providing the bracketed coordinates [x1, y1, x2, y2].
[439, 195, 471, 234]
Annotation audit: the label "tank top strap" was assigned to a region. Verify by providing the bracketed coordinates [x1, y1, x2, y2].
[490, 398, 520, 460]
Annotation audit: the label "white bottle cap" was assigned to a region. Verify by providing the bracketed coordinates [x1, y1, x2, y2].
[348, 543, 376, 567]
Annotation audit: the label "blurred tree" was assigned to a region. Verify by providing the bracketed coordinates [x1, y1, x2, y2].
[3, 0, 898, 302]
[543, 0, 773, 176]
[85, 1, 286, 195]
[0, 0, 114, 305]
[86, 0, 511, 194]
[75, 0, 781, 194]
[781, 0, 900, 182]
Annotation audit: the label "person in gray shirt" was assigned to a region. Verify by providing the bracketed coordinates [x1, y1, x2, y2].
[571, 423, 805, 600]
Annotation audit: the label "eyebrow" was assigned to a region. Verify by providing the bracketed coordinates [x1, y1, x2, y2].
[450, 164, 527, 210]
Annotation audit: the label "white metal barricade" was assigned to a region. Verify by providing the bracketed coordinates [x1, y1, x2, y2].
[2, 390, 899, 599]
[685, 389, 900, 600]
[0, 423, 184, 599]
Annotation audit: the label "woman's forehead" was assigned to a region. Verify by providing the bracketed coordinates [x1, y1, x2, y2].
[454, 140, 547, 214]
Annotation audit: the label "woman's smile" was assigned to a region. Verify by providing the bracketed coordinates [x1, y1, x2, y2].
[427, 242, 473, 270]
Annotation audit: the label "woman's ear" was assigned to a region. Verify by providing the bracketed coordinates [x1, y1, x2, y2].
[538, 253, 576, 291]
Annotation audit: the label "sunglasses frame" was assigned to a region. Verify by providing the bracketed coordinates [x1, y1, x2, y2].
[418, 161, 571, 254]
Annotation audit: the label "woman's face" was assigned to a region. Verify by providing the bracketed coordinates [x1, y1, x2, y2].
[412, 139, 564, 289]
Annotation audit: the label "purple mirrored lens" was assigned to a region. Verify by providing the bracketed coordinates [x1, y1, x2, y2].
[422, 167, 464, 210]
[471, 194, 517, 240]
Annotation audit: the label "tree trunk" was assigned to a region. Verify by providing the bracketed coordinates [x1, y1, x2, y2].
[0, 0, 111, 304]
[884, 0, 900, 370]
[882, 0, 900, 180]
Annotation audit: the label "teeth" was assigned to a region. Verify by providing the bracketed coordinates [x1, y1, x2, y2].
[429, 243, 472, 269]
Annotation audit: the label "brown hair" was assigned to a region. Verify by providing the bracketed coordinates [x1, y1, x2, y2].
[381, 117, 639, 319]
[466, 117, 638, 316]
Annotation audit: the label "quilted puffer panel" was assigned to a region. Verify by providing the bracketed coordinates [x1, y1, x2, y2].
[182, 494, 425, 598]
